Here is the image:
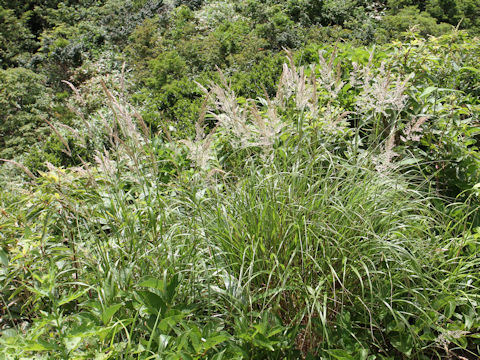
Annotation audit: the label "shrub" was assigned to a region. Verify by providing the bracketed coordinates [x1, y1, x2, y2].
[377, 5, 452, 41]
[0, 67, 51, 159]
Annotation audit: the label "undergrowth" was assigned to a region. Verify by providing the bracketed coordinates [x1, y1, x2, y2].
[1, 33, 480, 359]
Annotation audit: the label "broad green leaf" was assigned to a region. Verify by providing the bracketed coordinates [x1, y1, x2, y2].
[158, 334, 171, 352]
[464, 313, 474, 330]
[326, 349, 356, 360]
[390, 332, 413, 357]
[166, 275, 179, 303]
[138, 277, 165, 291]
[460, 66, 480, 73]
[136, 290, 166, 315]
[23, 340, 56, 351]
[58, 289, 89, 306]
[445, 301, 456, 319]
[251, 333, 275, 351]
[158, 313, 185, 332]
[0, 248, 8, 266]
[203, 334, 230, 350]
[102, 303, 123, 325]
[189, 328, 202, 354]
[64, 336, 82, 352]
[419, 86, 437, 99]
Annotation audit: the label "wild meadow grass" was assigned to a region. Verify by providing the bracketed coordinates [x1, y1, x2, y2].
[1, 44, 480, 359]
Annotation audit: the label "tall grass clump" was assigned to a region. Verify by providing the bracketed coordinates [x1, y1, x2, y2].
[1, 45, 479, 359]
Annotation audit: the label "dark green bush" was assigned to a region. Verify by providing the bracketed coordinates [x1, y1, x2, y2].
[0, 67, 51, 159]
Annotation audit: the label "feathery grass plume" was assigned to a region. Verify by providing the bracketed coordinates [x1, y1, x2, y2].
[276, 50, 297, 105]
[275, 49, 350, 127]
[207, 74, 253, 148]
[317, 48, 345, 101]
[94, 149, 117, 178]
[248, 101, 284, 149]
[294, 66, 310, 111]
[277, 49, 313, 111]
[274, 49, 352, 137]
[401, 116, 429, 142]
[198, 68, 287, 153]
[180, 134, 216, 171]
[180, 99, 218, 171]
[354, 59, 414, 117]
[374, 128, 399, 173]
[62, 74, 152, 179]
[100, 79, 143, 148]
[314, 49, 351, 129]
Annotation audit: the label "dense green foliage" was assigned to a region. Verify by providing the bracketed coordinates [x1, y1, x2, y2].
[1, 0, 480, 359]
[2, 0, 479, 157]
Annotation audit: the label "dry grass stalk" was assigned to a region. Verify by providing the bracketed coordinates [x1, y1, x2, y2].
[100, 80, 143, 146]
[62, 80, 96, 139]
[0, 159, 36, 180]
[134, 112, 151, 140]
[55, 123, 82, 142]
[62, 80, 86, 106]
[44, 118, 72, 157]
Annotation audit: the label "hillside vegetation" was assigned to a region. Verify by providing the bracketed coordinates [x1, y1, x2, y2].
[1, 1, 480, 359]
